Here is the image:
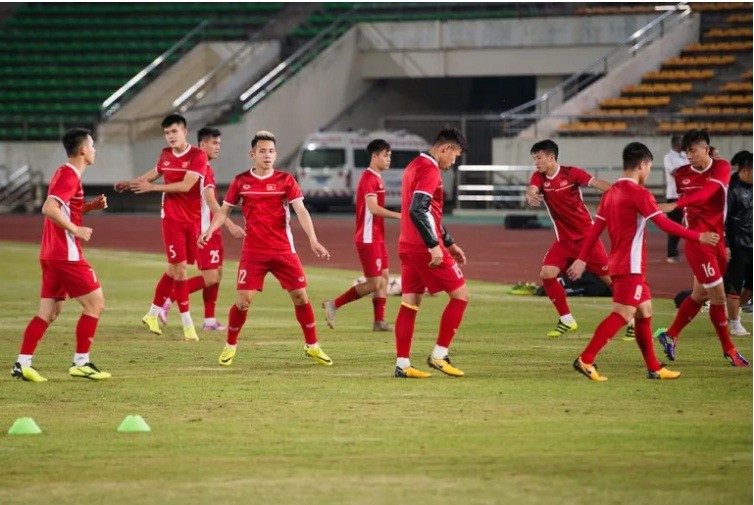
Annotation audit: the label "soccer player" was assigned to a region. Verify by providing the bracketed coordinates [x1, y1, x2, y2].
[198, 131, 333, 367]
[12, 128, 111, 382]
[568, 142, 720, 381]
[393, 127, 469, 379]
[655, 129, 750, 367]
[322, 138, 401, 332]
[159, 127, 245, 331]
[114, 113, 208, 341]
[724, 151, 752, 336]
[524, 139, 616, 338]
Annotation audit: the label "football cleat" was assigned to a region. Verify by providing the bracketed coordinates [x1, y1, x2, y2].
[426, 355, 464, 377]
[728, 320, 750, 336]
[218, 346, 236, 367]
[573, 357, 607, 382]
[394, 366, 431, 378]
[142, 314, 162, 335]
[547, 320, 578, 338]
[322, 300, 337, 329]
[11, 362, 47, 383]
[622, 324, 636, 341]
[158, 299, 171, 326]
[724, 351, 751, 367]
[69, 362, 111, 380]
[655, 328, 676, 361]
[647, 367, 681, 380]
[183, 325, 199, 342]
[203, 321, 227, 331]
[373, 320, 394, 332]
[305, 345, 333, 366]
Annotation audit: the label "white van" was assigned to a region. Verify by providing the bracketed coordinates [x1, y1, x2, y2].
[295, 130, 455, 210]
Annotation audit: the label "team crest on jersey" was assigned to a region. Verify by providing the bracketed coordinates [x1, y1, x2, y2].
[182, 162, 189, 168]
[560, 181, 568, 187]
[163, 161, 170, 166]
[682, 179, 690, 185]
[544, 181, 551, 187]
[242, 184, 251, 190]
[266, 184, 276, 191]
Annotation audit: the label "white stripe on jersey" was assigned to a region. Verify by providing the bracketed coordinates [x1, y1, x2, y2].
[284, 202, 296, 253]
[61, 202, 79, 262]
[630, 215, 648, 274]
[363, 207, 374, 244]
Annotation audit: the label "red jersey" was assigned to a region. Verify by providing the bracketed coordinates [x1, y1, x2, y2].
[529, 165, 595, 242]
[155, 145, 207, 223]
[223, 168, 303, 254]
[674, 158, 730, 234]
[40, 163, 85, 262]
[595, 178, 663, 276]
[399, 153, 445, 254]
[355, 169, 386, 244]
[200, 163, 222, 239]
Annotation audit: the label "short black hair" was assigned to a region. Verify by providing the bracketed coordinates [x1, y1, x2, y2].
[681, 128, 710, 152]
[367, 139, 390, 157]
[671, 134, 683, 147]
[433, 126, 468, 153]
[62, 127, 91, 157]
[739, 152, 753, 171]
[623, 142, 654, 170]
[731, 150, 752, 168]
[197, 127, 221, 144]
[530, 139, 559, 160]
[161, 113, 187, 129]
[251, 130, 276, 149]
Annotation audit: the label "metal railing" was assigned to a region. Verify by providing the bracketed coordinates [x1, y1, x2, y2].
[0, 164, 43, 213]
[100, 20, 210, 119]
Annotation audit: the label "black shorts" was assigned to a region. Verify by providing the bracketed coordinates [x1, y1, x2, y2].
[724, 246, 753, 295]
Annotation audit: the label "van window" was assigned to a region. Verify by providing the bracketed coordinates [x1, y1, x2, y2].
[301, 148, 346, 169]
[353, 149, 422, 169]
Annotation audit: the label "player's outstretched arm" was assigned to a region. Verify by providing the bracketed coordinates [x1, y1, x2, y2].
[42, 197, 93, 241]
[650, 213, 716, 244]
[674, 178, 725, 209]
[83, 194, 108, 214]
[203, 188, 245, 238]
[524, 185, 542, 207]
[589, 178, 612, 193]
[366, 195, 401, 220]
[114, 169, 160, 192]
[291, 199, 330, 260]
[132, 171, 198, 194]
[198, 202, 233, 247]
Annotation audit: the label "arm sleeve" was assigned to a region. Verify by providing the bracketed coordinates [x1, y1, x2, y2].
[725, 186, 737, 245]
[409, 192, 440, 249]
[223, 177, 240, 206]
[528, 172, 541, 191]
[441, 225, 454, 247]
[576, 217, 606, 262]
[572, 167, 594, 187]
[651, 214, 701, 242]
[286, 174, 304, 203]
[189, 150, 208, 178]
[48, 171, 78, 204]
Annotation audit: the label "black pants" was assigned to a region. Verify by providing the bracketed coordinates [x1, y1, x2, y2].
[724, 246, 753, 295]
[666, 198, 683, 258]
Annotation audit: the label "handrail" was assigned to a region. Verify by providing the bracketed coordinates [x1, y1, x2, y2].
[101, 20, 210, 117]
[500, 3, 692, 118]
[239, 5, 360, 112]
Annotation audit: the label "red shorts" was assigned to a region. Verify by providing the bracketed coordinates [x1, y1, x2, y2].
[612, 274, 651, 307]
[685, 241, 727, 288]
[162, 219, 199, 265]
[237, 251, 307, 291]
[196, 232, 224, 271]
[40, 259, 101, 300]
[399, 251, 465, 295]
[543, 239, 609, 277]
[356, 242, 389, 277]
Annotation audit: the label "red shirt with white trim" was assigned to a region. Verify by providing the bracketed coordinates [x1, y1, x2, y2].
[155, 145, 207, 223]
[674, 158, 730, 235]
[40, 163, 85, 261]
[200, 163, 222, 239]
[529, 165, 595, 242]
[595, 178, 662, 276]
[355, 169, 385, 244]
[399, 153, 445, 254]
[223, 168, 303, 253]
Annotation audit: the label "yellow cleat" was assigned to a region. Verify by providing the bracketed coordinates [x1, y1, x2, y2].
[183, 325, 199, 342]
[573, 357, 608, 382]
[142, 314, 162, 335]
[11, 362, 47, 382]
[69, 362, 111, 380]
[427, 355, 465, 377]
[305, 345, 333, 366]
[394, 366, 431, 378]
[218, 346, 236, 367]
[647, 367, 681, 380]
[547, 320, 578, 338]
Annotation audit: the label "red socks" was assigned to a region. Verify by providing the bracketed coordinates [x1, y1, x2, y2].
[373, 297, 386, 322]
[203, 283, 219, 319]
[395, 303, 418, 358]
[227, 304, 248, 346]
[20, 316, 49, 355]
[152, 273, 174, 307]
[709, 303, 736, 355]
[542, 277, 570, 316]
[667, 296, 702, 339]
[580, 312, 627, 364]
[294, 302, 318, 345]
[334, 286, 362, 309]
[75, 314, 99, 354]
[634, 316, 661, 372]
[173, 279, 189, 314]
[187, 276, 206, 294]
[436, 298, 468, 347]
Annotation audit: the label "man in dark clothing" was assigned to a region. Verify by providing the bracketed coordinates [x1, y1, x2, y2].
[725, 152, 752, 335]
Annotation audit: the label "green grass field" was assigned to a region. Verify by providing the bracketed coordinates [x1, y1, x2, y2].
[0, 242, 751, 505]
